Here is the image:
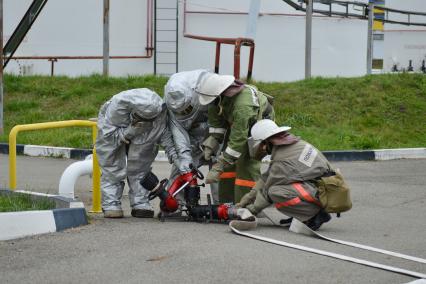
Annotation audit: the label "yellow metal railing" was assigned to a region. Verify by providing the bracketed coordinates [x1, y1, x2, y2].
[9, 120, 102, 213]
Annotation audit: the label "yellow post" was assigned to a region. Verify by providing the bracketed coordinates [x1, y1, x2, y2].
[90, 125, 102, 213]
[8, 126, 18, 189]
[8, 120, 102, 213]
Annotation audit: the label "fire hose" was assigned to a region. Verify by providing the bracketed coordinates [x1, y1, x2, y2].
[142, 169, 425, 279]
[229, 219, 426, 279]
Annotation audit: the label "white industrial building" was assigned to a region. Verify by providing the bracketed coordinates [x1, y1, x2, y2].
[3, 0, 426, 82]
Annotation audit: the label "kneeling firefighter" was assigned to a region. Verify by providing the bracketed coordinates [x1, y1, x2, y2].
[195, 74, 274, 204]
[237, 119, 352, 231]
[96, 88, 177, 218]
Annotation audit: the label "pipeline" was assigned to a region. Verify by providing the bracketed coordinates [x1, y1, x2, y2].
[58, 156, 93, 199]
[7, 0, 154, 75]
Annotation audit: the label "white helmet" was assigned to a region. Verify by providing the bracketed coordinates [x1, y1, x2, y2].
[195, 73, 235, 105]
[251, 119, 291, 141]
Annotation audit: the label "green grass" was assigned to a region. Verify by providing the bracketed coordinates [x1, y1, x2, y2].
[1, 73, 425, 150]
[0, 194, 56, 212]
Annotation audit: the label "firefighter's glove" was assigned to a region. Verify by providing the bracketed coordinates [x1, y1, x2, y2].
[202, 136, 220, 161]
[236, 189, 257, 208]
[118, 128, 130, 144]
[246, 190, 270, 216]
[121, 121, 153, 143]
[205, 153, 234, 184]
[236, 208, 255, 221]
[179, 172, 194, 183]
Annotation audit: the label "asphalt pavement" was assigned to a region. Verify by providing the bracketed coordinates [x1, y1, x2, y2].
[0, 154, 425, 283]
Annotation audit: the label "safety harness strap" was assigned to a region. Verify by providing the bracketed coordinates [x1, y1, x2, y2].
[292, 182, 322, 207]
[220, 172, 237, 179]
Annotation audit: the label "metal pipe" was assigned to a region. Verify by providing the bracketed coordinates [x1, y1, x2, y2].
[176, 0, 179, 73]
[8, 0, 154, 69]
[11, 55, 153, 60]
[234, 39, 242, 79]
[305, 0, 313, 79]
[8, 120, 102, 213]
[103, 0, 110, 76]
[48, 58, 57, 76]
[185, 10, 331, 18]
[184, 3, 426, 25]
[154, 0, 157, 75]
[183, 3, 255, 80]
[366, 1, 374, 75]
[59, 159, 93, 199]
[247, 43, 255, 81]
[0, 0, 3, 135]
[90, 124, 101, 213]
[215, 42, 221, 73]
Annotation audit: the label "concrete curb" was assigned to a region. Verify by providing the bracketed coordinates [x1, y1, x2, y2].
[0, 189, 88, 241]
[0, 143, 425, 162]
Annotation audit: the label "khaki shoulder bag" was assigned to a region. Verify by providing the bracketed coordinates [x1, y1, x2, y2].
[316, 171, 352, 213]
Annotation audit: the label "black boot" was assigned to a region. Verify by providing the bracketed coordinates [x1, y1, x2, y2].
[279, 217, 293, 225]
[304, 209, 331, 231]
[131, 209, 154, 218]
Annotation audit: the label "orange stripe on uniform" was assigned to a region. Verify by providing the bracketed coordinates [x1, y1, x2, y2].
[220, 172, 237, 179]
[292, 182, 322, 206]
[275, 197, 302, 208]
[235, 179, 256, 188]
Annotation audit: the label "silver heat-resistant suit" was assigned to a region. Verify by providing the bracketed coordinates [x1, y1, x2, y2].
[96, 88, 177, 213]
[164, 69, 219, 203]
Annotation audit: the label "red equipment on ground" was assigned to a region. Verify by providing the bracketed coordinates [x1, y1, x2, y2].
[144, 165, 239, 222]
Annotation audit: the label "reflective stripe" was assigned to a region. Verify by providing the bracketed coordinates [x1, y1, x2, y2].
[292, 183, 322, 207]
[235, 179, 256, 188]
[225, 146, 241, 158]
[247, 86, 260, 107]
[275, 197, 302, 209]
[209, 127, 226, 134]
[220, 172, 237, 179]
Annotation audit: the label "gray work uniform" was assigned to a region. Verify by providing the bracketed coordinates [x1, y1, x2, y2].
[247, 139, 333, 221]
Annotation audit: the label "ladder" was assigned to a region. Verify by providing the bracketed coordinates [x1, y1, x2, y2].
[154, 0, 178, 76]
[3, 0, 49, 68]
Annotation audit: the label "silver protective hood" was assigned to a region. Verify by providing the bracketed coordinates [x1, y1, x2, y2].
[165, 69, 209, 116]
[130, 88, 163, 119]
[105, 88, 163, 126]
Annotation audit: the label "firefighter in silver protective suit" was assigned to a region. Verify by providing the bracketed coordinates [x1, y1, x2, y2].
[96, 88, 177, 218]
[164, 69, 220, 204]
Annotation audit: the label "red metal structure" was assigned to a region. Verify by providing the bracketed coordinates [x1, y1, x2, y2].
[183, 1, 255, 81]
[184, 34, 255, 81]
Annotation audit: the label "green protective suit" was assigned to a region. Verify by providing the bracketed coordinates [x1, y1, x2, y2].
[246, 139, 334, 221]
[208, 85, 274, 203]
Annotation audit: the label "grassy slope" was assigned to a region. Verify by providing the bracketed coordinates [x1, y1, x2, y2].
[1, 73, 425, 150]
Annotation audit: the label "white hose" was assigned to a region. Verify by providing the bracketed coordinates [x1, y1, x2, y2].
[58, 157, 93, 199]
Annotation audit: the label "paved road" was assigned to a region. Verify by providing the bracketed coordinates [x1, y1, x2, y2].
[1, 154, 425, 283]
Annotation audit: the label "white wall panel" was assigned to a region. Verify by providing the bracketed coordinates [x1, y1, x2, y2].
[2, 0, 387, 81]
